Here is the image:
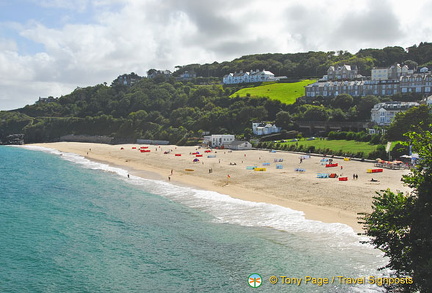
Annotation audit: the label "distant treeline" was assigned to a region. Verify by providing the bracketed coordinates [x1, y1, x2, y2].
[173, 42, 432, 79]
[1, 42, 432, 145]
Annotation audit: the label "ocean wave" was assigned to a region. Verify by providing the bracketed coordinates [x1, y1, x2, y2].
[23, 145, 383, 257]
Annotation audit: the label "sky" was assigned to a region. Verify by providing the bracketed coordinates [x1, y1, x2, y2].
[1, 0, 431, 110]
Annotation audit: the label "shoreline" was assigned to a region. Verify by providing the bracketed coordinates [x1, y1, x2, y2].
[31, 142, 412, 233]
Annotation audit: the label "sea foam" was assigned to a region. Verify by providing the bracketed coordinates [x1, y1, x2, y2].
[22, 146, 384, 261]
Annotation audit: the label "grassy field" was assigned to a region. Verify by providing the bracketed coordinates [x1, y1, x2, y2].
[276, 139, 383, 155]
[230, 79, 317, 104]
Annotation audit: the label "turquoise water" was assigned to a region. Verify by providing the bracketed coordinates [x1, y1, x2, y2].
[0, 146, 388, 292]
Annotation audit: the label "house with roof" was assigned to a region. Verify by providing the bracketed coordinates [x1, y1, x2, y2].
[306, 63, 432, 100]
[222, 69, 276, 85]
[203, 134, 235, 148]
[325, 65, 360, 81]
[371, 101, 419, 126]
[252, 122, 281, 136]
[426, 95, 432, 107]
[371, 64, 412, 81]
[400, 74, 432, 94]
[305, 79, 400, 98]
[223, 140, 252, 150]
[178, 71, 197, 81]
[36, 96, 57, 104]
[112, 73, 142, 86]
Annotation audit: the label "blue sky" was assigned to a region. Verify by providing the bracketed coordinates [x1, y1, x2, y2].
[1, 0, 432, 110]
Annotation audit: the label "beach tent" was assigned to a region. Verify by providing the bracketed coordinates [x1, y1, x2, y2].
[193, 158, 200, 162]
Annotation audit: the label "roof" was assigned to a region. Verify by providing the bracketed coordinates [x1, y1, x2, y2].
[226, 140, 251, 146]
[372, 102, 419, 111]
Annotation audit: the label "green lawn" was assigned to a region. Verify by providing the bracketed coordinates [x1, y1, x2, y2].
[230, 80, 317, 104]
[278, 139, 382, 154]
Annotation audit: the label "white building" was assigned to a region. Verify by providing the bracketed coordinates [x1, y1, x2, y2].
[371, 68, 389, 81]
[203, 135, 235, 147]
[371, 64, 412, 81]
[252, 122, 281, 136]
[223, 69, 276, 85]
[371, 101, 419, 126]
[224, 141, 252, 150]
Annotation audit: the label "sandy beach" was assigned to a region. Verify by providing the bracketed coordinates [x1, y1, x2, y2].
[33, 142, 411, 232]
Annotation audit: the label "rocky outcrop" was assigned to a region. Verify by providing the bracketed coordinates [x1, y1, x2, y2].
[2, 134, 25, 145]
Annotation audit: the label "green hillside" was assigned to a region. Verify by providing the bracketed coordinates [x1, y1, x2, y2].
[280, 139, 380, 154]
[230, 80, 316, 104]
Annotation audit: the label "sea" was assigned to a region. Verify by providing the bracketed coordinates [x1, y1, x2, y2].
[0, 145, 391, 292]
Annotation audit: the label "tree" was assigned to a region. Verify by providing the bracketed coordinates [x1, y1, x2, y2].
[299, 105, 329, 121]
[403, 60, 418, 70]
[329, 108, 347, 122]
[275, 111, 292, 129]
[357, 95, 379, 120]
[363, 127, 432, 292]
[385, 105, 432, 141]
[331, 94, 354, 110]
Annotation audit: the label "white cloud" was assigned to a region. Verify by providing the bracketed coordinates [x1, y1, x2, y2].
[1, 0, 432, 110]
